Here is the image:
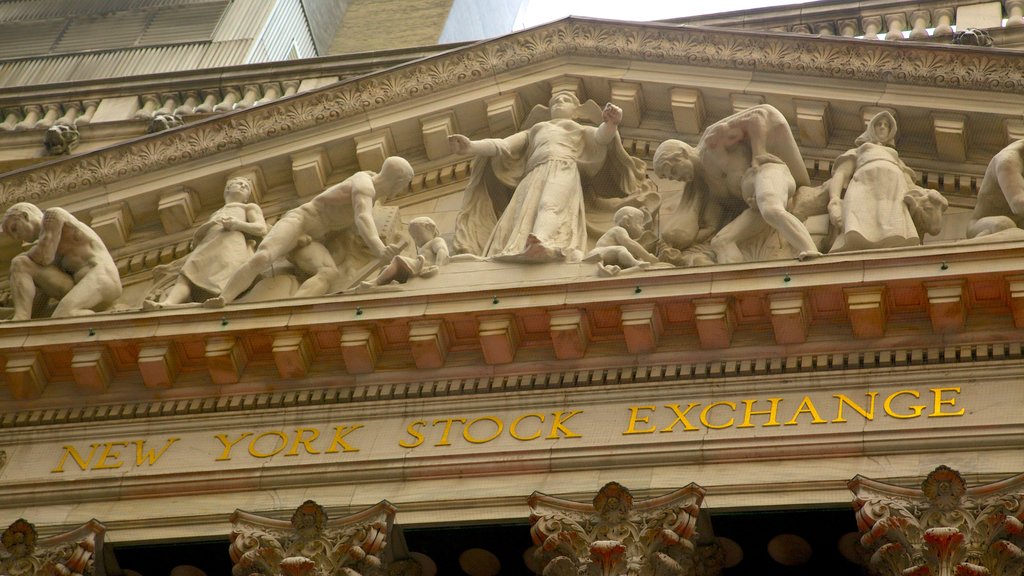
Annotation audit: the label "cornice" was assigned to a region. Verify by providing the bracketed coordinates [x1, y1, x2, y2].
[0, 17, 1021, 209]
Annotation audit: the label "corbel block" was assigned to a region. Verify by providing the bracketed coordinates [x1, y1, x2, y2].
[227, 166, 266, 204]
[408, 319, 450, 369]
[420, 111, 458, 161]
[1009, 275, 1024, 328]
[844, 286, 887, 339]
[609, 82, 643, 128]
[71, 346, 113, 393]
[548, 77, 584, 101]
[925, 280, 966, 333]
[669, 88, 704, 135]
[89, 203, 133, 249]
[549, 309, 590, 360]
[272, 331, 314, 378]
[354, 129, 395, 173]
[340, 327, 379, 374]
[478, 314, 520, 365]
[932, 113, 967, 163]
[793, 100, 830, 147]
[485, 93, 523, 136]
[6, 351, 47, 400]
[620, 303, 663, 354]
[291, 148, 330, 198]
[769, 292, 809, 345]
[157, 186, 199, 234]
[205, 336, 248, 384]
[693, 298, 734, 349]
[730, 94, 764, 114]
[137, 343, 179, 389]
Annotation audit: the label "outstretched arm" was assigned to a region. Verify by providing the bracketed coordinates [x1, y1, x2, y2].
[26, 208, 67, 266]
[449, 134, 500, 157]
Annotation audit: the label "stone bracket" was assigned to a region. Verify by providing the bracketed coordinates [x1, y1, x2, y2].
[6, 351, 47, 400]
[420, 111, 458, 161]
[71, 345, 113, 393]
[793, 99, 830, 147]
[354, 129, 396, 172]
[205, 336, 249, 384]
[478, 314, 520, 365]
[768, 291, 809, 345]
[408, 319, 450, 369]
[610, 82, 644, 128]
[157, 186, 199, 234]
[844, 286, 887, 339]
[669, 88, 704, 135]
[548, 76, 584, 101]
[925, 279, 967, 333]
[693, 297, 734, 349]
[932, 112, 967, 163]
[137, 343, 179, 389]
[485, 93, 523, 136]
[341, 326, 380, 374]
[731, 94, 764, 114]
[272, 330, 315, 378]
[549, 308, 590, 360]
[620, 303, 663, 354]
[291, 147, 331, 198]
[89, 202, 134, 249]
[1008, 275, 1024, 328]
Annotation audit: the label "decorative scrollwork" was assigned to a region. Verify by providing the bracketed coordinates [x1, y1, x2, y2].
[0, 519, 105, 576]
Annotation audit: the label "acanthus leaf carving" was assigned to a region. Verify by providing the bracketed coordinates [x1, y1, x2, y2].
[0, 518, 105, 576]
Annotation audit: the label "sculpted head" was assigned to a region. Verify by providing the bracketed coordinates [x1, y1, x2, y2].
[377, 157, 415, 199]
[856, 111, 897, 147]
[1, 203, 43, 243]
[548, 90, 581, 120]
[408, 216, 439, 246]
[653, 139, 699, 183]
[223, 177, 253, 203]
[612, 206, 649, 237]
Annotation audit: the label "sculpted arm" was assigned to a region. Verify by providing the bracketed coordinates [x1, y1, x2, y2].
[828, 158, 855, 227]
[350, 177, 391, 258]
[26, 207, 68, 266]
[237, 204, 268, 237]
[595, 103, 622, 145]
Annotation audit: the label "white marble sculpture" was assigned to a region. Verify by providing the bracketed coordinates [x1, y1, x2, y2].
[967, 139, 1024, 239]
[144, 177, 267, 309]
[1, 203, 122, 320]
[827, 111, 946, 252]
[365, 216, 449, 286]
[653, 104, 821, 264]
[450, 90, 653, 263]
[204, 156, 414, 306]
[584, 206, 659, 276]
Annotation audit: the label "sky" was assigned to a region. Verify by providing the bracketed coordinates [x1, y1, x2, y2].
[515, 0, 823, 28]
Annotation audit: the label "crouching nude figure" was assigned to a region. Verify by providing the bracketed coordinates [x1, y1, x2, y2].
[1, 203, 122, 320]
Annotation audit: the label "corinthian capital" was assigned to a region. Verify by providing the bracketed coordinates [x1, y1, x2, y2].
[849, 465, 1024, 576]
[527, 481, 720, 576]
[0, 518, 106, 576]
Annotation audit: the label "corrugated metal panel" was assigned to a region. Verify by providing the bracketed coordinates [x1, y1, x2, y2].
[0, 0, 223, 23]
[247, 0, 316, 63]
[0, 19, 64, 58]
[138, 2, 227, 45]
[211, 0, 273, 41]
[196, 39, 252, 68]
[53, 11, 151, 53]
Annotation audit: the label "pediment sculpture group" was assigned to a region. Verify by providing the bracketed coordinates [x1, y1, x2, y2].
[3, 88, 1024, 320]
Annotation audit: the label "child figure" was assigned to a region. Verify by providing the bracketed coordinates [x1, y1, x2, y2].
[366, 217, 450, 285]
[585, 206, 659, 276]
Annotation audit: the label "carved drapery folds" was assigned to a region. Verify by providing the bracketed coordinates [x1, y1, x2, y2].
[527, 481, 718, 576]
[229, 499, 396, 576]
[0, 518, 106, 576]
[850, 465, 1024, 576]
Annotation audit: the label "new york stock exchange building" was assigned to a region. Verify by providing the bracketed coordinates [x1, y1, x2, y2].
[3, 1, 1024, 575]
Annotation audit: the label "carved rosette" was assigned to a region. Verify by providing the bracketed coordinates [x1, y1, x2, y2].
[0, 518, 106, 576]
[527, 481, 715, 576]
[849, 465, 1024, 576]
[229, 499, 396, 576]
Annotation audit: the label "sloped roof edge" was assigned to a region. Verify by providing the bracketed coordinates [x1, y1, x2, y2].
[1, 15, 1020, 208]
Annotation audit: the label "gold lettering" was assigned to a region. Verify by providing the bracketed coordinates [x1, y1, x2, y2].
[660, 403, 700, 433]
[930, 387, 965, 418]
[510, 413, 544, 441]
[464, 416, 503, 444]
[286, 428, 322, 456]
[832, 393, 877, 423]
[737, 398, 782, 428]
[93, 442, 129, 470]
[248, 431, 288, 458]
[700, 402, 735, 429]
[884, 390, 926, 419]
[432, 418, 467, 446]
[785, 396, 827, 425]
[214, 432, 253, 461]
[399, 421, 426, 448]
[134, 438, 180, 466]
[547, 410, 583, 439]
[51, 443, 100, 473]
[325, 425, 363, 453]
[624, 406, 657, 434]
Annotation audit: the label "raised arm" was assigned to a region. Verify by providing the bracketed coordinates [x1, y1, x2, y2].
[350, 176, 393, 259]
[26, 207, 67, 266]
[595, 103, 622, 145]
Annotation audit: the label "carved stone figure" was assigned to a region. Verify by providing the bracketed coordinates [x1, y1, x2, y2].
[145, 177, 266, 309]
[205, 156, 414, 306]
[827, 111, 947, 252]
[850, 465, 1024, 576]
[451, 90, 653, 263]
[584, 206, 659, 276]
[527, 482, 720, 576]
[365, 216, 449, 286]
[967, 139, 1024, 239]
[653, 104, 821, 264]
[1, 203, 122, 320]
[147, 112, 184, 133]
[0, 518, 106, 576]
[43, 124, 79, 155]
